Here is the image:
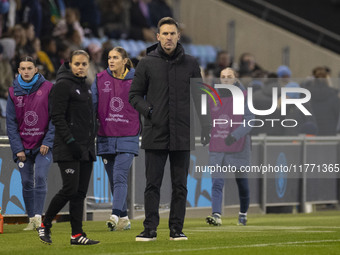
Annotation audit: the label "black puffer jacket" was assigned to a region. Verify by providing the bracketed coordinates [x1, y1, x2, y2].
[129, 43, 202, 150]
[51, 62, 96, 162]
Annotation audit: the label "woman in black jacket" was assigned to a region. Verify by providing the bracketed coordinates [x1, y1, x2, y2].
[37, 50, 99, 245]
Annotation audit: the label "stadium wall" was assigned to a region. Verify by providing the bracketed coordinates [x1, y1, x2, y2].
[179, 0, 340, 80]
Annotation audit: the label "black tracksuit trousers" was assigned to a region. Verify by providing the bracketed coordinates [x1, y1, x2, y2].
[43, 161, 93, 235]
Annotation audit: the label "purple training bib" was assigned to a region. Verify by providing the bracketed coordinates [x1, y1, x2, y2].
[96, 70, 140, 137]
[9, 81, 53, 149]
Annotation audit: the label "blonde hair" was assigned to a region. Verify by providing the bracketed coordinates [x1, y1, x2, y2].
[111, 46, 133, 69]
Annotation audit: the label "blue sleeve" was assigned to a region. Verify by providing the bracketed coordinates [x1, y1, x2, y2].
[42, 119, 55, 148]
[6, 95, 24, 154]
[231, 94, 254, 140]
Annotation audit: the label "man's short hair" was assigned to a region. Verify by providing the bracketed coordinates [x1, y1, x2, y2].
[157, 17, 179, 32]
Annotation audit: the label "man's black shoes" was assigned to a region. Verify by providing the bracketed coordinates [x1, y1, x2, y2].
[135, 229, 157, 241]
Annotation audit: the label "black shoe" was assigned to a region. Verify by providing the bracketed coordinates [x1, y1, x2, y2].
[135, 229, 157, 241]
[37, 227, 52, 245]
[169, 229, 188, 241]
[70, 233, 100, 245]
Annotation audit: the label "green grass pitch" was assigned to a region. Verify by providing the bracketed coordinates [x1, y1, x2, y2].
[1, 211, 340, 255]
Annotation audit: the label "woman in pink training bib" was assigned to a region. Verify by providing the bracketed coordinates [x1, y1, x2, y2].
[91, 46, 140, 231]
[6, 56, 54, 231]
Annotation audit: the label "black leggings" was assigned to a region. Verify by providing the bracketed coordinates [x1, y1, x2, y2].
[43, 161, 93, 235]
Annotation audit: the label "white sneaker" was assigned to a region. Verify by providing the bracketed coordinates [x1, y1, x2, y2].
[118, 218, 131, 230]
[35, 216, 41, 228]
[23, 217, 36, 231]
[106, 215, 118, 231]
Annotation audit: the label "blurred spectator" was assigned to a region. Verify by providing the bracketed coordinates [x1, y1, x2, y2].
[53, 8, 84, 44]
[178, 23, 192, 44]
[16, 0, 42, 37]
[276, 65, 292, 87]
[41, 36, 60, 73]
[282, 82, 317, 136]
[238, 52, 263, 78]
[129, 0, 156, 41]
[277, 65, 292, 79]
[67, 0, 101, 37]
[131, 49, 146, 67]
[21, 22, 36, 54]
[97, 0, 130, 39]
[0, 0, 10, 37]
[1, 0, 19, 35]
[11, 24, 27, 51]
[305, 67, 340, 135]
[40, 0, 65, 37]
[100, 40, 115, 68]
[57, 41, 71, 66]
[0, 37, 16, 61]
[148, 0, 173, 27]
[86, 43, 104, 85]
[0, 43, 13, 117]
[50, 0, 66, 24]
[313, 66, 334, 88]
[10, 24, 34, 73]
[64, 27, 82, 52]
[250, 73, 283, 136]
[246, 70, 268, 92]
[203, 63, 216, 85]
[212, 50, 232, 77]
[32, 37, 55, 80]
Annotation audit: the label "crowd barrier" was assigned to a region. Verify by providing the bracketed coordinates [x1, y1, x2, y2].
[0, 135, 339, 218]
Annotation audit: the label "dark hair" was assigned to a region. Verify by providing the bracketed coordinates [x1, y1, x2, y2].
[111, 46, 133, 69]
[70, 50, 90, 62]
[19, 56, 36, 66]
[21, 22, 34, 30]
[157, 17, 179, 32]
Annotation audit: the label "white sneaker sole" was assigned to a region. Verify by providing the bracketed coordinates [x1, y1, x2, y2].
[169, 237, 188, 241]
[135, 237, 157, 242]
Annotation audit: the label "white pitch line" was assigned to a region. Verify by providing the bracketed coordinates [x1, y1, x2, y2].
[191, 226, 340, 230]
[186, 230, 335, 233]
[98, 239, 340, 255]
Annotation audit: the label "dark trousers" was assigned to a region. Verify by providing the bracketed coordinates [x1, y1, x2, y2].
[43, 161, 93, 235]
[143, 150, 190, 231]
[18, 150, 52, 217]
[102, 153, 134, 216]
[212, 176, 249, 214]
